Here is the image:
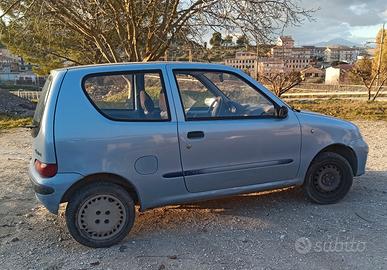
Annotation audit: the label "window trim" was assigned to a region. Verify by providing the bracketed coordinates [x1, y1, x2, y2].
[172, 69, 281, 122]
[81, 69, 172, 122]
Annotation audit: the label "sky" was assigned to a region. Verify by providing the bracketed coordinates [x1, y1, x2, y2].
[284, 0, 387, 46]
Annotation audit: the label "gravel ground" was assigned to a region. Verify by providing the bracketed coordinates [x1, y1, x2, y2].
[0, 121, 386, 270]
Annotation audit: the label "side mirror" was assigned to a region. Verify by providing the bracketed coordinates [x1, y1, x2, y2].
[276, 105, 288, 119]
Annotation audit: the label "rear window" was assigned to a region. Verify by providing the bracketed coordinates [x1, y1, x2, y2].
[32, 75, 53, 137]
[83, 71, 170, 121]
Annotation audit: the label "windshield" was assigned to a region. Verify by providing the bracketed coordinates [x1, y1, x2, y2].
[32, 75, 53, 137]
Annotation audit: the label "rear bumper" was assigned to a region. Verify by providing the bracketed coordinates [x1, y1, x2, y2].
[28, 160, 83, 214]
[350, 138, 368, 176]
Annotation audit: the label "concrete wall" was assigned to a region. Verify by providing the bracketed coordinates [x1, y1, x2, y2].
[325, 67, 341, 84]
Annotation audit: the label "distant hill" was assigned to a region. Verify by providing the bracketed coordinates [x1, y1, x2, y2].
[314, 38, 361, 47]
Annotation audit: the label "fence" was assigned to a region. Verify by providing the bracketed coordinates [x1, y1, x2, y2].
[294, 83, 372, 91]
[282, 84, 387, 100]
[10, 90, 41, 101]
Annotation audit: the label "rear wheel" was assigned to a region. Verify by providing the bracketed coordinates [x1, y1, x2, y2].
[65, 182, 135, 248]
[304, 152, 353, 204]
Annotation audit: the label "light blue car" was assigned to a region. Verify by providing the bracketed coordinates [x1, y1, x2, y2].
[29, 62, 368, 247]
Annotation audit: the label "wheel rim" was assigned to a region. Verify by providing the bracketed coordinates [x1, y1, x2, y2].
[313, 164, 342, 193]
[77, 194, 126, 240]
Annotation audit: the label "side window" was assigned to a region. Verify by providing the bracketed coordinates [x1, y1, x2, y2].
[175, 73, 217, 113]
[174, 70, 276, 120]
[84, 74, 134, 110]
[206, 72, 274, 110]
[83, 71, 169, 121]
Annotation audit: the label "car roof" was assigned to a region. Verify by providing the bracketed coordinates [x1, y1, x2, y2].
[54, 61, 231, 72]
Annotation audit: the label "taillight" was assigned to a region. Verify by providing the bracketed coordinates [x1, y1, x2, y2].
[34, 159, 57, 178]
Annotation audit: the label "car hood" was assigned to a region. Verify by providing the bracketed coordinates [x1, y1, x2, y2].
[296, 110, 362, 140]
[298, 109, 342, 121]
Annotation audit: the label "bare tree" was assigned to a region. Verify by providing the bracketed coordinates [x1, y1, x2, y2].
[351, 24, 387, 101]
[351, 57, 387, 101]
[0, 0, 314, 70]
[261, 71, 304, 97]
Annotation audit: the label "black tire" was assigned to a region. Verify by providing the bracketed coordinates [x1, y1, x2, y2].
[303, 152, 353, 204]
[65, 182, 135, 248]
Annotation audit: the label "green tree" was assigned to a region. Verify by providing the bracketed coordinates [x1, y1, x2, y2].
[209, 32, 223, 48]
[236, 34, 249, 47]
[0, 0, 313, 73]
[223, 35, 234, 47]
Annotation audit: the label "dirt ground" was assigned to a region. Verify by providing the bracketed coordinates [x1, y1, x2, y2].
[0, 121, 386, 270]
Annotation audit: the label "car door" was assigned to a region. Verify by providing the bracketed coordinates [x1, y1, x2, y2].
[167, 67, 301, 193]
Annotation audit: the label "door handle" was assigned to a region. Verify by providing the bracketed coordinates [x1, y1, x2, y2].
[187, 131, 205, 139]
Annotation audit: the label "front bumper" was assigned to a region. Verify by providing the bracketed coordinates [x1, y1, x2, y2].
[350, 138, 369, 176]
[28, 160, 83, 214]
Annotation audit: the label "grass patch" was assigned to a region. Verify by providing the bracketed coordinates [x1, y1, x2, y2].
[0, 114, 32, 130]
[288, 99, 387, 121]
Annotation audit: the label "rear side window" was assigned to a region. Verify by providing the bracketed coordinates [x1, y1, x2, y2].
[32, 75, 53, 137]
[83, 71, 170, 121]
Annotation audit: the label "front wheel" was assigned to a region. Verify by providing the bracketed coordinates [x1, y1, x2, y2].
[65, 182, 135, 248]
[303, 152, 353, 204]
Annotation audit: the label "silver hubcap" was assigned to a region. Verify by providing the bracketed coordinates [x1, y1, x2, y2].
[314, 164, 342, 192]
[77, 194, 126, 240]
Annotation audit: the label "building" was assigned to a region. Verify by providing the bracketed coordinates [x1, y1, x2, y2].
[225, 40, 313, 78]
[284, 57, 310, 70]
[303, 46, 326, 60]
[301, 67, 325, 82]
[223, 35, 366, 79]
[256, 57, 312, 78]
[276, 36, 295, 48]
[268, 36, 320, 75]
[225, 36, 362, 79]
[224, 51, 257, 76]
[271, 46, 313, 59]
[15, 71, 39, 85]
[270, 46, 292, 58]
[234, 51, 257, 59]
[0, 48, 37, 85]
[257, 58, 285, 77]
[325, 64, 353, 84]
[324, 47, 361, 63]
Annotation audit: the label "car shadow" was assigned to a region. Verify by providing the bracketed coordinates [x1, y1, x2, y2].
[129, 186, 309, 237]
[129, 170, 387, 238]
[175, 186, 307, 212]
